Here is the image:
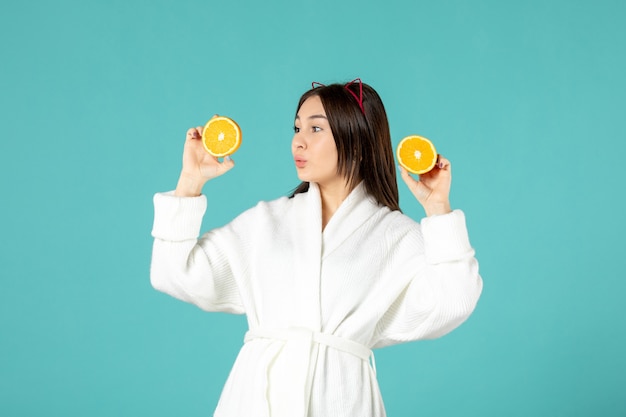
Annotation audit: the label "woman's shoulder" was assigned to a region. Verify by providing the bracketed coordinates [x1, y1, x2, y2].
[255, 191, 299, 212]
[231, 193, 296, 225]
[378, 207, 420, 229]
[371, 207, 423, 245]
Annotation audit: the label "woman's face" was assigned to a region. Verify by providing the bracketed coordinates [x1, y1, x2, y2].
[292, 95, 343, 187]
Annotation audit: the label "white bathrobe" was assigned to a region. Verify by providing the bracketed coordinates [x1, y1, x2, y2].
[151, 182, 482, 417]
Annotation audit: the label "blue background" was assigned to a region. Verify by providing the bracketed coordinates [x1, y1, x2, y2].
[1, 0, 625, 416]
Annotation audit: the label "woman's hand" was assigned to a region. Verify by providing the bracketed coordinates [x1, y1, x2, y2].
[175, 118, 235, 197]
[399, 155, 452, 216]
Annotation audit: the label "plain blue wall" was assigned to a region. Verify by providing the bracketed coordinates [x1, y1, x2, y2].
[1, 0, 625, 416]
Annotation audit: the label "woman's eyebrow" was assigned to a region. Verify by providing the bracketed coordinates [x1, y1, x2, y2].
[295, 114, 328, 120]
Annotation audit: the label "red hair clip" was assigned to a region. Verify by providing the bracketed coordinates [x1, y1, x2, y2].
[343, 78, 365, 115]
[311, 78, 365, 115]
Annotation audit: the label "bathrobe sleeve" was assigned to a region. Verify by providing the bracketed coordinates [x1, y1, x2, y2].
[150, 191, 245, 314]
[372, 209, 482, 348]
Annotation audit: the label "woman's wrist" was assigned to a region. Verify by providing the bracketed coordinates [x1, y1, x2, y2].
[175, 173, 206, 197]
[424, 202, 452, 217]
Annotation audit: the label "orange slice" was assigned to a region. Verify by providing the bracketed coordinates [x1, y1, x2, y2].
[201, 116, 242, 157]
[396, 135, 438, 174]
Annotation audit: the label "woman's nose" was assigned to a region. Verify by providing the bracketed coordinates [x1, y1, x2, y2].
[292, 135, 306, 150]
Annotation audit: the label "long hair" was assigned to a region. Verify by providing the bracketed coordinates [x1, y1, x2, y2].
[290, 81, 400, 212]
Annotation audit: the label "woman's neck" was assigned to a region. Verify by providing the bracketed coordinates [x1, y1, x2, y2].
[318, 180, 354, 231]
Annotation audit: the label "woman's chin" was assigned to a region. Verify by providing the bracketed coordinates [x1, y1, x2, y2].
[295, 172, 309, 182]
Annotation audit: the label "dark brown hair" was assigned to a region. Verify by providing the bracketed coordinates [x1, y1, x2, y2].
[290, 81, 400, 211]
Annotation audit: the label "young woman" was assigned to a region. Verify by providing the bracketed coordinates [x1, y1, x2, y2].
[150, 79, 482, 417]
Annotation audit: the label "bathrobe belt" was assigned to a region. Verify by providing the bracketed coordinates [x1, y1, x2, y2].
[244, 328, 376, 417]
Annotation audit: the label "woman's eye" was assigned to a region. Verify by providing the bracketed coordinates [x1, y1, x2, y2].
[312, 126, 321, 132]
[293, 126, 300, 133]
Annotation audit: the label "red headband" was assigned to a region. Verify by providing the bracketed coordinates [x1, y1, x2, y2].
[311, 78, 365, 115]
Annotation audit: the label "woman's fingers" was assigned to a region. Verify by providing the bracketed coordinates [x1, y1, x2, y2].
[185, 126, 203, 139]
[399, 165, 414, 186]
[399, 166, 431, 201]
[436, 155, 451, 171]
[186, 127, 199, 140]
[221, 155, 235, 171]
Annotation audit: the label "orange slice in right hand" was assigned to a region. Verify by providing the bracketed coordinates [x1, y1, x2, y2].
[202, 116, 242, 157]
[396, 135, 438, 174]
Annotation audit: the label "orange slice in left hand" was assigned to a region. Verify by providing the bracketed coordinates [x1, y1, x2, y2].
[397, 135, 438, 174]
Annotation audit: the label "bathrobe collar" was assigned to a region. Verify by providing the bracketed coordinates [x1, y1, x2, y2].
[289, 182, 382, 330]
[314, 181, 383, 258]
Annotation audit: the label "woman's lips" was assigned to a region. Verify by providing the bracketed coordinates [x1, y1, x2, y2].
[294, 157, 307, 168]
